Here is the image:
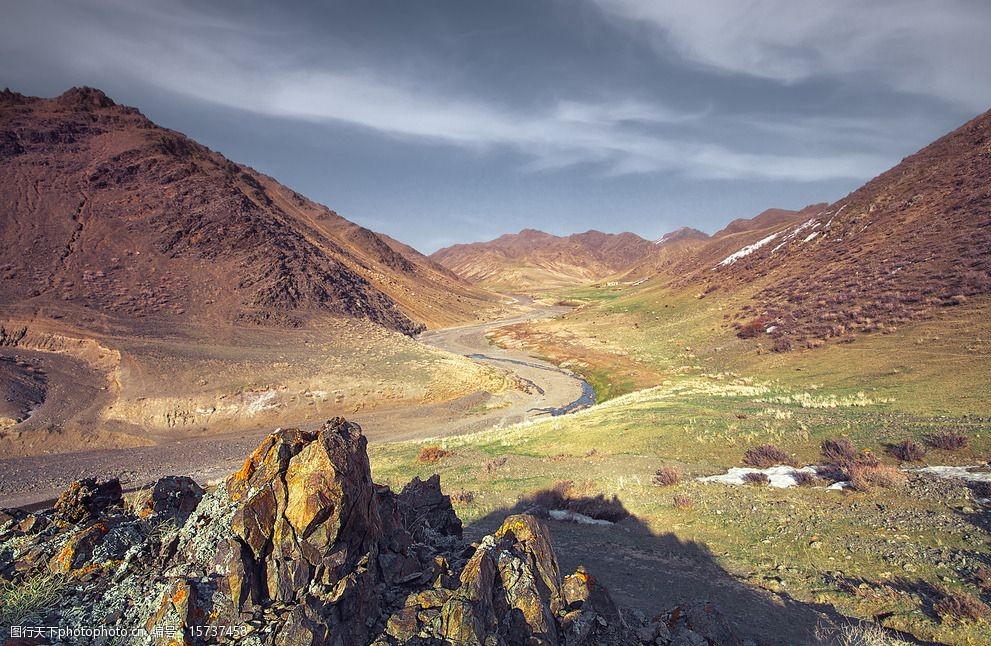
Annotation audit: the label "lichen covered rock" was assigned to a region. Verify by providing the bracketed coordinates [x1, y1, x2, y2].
[0, 418, 716, 645]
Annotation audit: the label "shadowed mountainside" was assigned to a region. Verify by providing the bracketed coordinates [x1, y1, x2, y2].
[0, 87, 501, 335]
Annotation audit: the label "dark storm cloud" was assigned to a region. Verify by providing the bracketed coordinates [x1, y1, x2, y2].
[2, 0, 989, 250]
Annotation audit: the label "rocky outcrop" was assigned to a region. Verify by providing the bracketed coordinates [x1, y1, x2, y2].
[0, 418, 737, 645]
[53, 477, 122, 524]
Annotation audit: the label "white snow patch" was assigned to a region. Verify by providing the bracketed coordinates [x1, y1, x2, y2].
[765, 325, 779, 334]
[913, 465, 991, 483]
[802, 232, 820, 243]
[548, 509, 614, 525]
[715, 233, 780, 268]
[698, 465, 817, 488]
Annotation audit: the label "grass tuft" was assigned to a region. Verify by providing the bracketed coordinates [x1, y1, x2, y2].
[743, 471, 771, 486]
[925, 431, 969, 451]
[0, 572, 68, 626]
[934, 588, 991, 623]
[889, 439, 927, 462]
[417, 445, 451, 463]
[743, 444, 794, 468]
[849, 464, 907, 491]
[651, 466, 681, 487]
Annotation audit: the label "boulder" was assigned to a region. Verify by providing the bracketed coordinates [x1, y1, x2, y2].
[49, 521, 109, 572]
[53, 477, 122, 523]
[398, 474, 463, 540]
[131, 476, 204, 523]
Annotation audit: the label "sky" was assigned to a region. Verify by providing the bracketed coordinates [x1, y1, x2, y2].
[2, 1, 990, 253]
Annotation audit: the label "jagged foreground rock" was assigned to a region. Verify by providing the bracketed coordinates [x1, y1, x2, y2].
[0, 419, 740, 645]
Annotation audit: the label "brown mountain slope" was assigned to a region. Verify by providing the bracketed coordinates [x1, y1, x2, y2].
[0, 88, 511, 453]
[0, 87, 500, 335]
[641, 111, 991, 349]
[431, 228, 656, 291]
[618, 206, 824, 283]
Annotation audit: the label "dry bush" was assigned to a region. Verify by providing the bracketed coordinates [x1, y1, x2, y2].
[821, 438, 858, 466]
[772, 337, 793, 353]
[934, 588, 991, 623]
[743, 472, 770, 486]
[849, 464, 907, 491]
[522, 480, 629, 522]
[484, 456, 508, 474]
[972, 565, 991, 592]
[737, 317, 769, 339]
[889, 439, 926, 462]
[417, 445, 451, 463]
[743, 444, 793, 468]
[673, 494, 693, 510]
[450, 490, 476, 505]
[925, 431, 969, 451]
[791, 470, 819, 487]
[815, 621, 912, 645]
[652, 466, 681, 487]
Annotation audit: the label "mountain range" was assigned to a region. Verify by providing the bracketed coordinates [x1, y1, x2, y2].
[431, 229, 656, 291]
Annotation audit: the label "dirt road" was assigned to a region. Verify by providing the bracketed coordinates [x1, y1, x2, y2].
[0, 302, 593, 508]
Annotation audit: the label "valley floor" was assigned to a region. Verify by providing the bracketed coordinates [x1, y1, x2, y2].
[367, 288, 991, 645]
[0, 302, 592, 509]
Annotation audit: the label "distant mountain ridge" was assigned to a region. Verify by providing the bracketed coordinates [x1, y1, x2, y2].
[431, 228, 656, 290]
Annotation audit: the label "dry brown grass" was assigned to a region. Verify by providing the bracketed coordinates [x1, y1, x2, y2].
[743, 471, 770, 486]
[925, 431, 969, 451]
[821, 438, 858, 466]
[417, 445, 451, 463]
[849, 464, 908, 491]
[791, 470, 820, 487]
[651, 466, 682, 487]
[673, 494, 693, 510]
[934, 588, 991, 623]
[450, 490, 476, 505]
[972, 566, 991, 593]
[484, 456, 508, 474]
[743, 444, 794, 468]
[889, 439, 927, 462]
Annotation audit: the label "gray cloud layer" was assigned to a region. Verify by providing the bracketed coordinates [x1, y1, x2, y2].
[2, 0, 988, 249]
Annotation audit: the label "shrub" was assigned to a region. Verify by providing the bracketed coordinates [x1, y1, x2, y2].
[890, 439, 927, 462]
[450, 490, 476, 505]
[772, 337, 793, 353]
[417, 445, 451, 463]
[925, 431, 969, 451]
[743, 444, 793, 468]
[743, 472, 770, 486]
[652, 466, 681, 487]
[814, 464, 848, 483]
[849, 464, 907, 491]
[791, 470, 819, 487]
[934, 588, 991, 623]
[484, 456, 508, 474]
[737, 317, 769, 339]
[972, 565, 991, 592]
[821, 438, 858, 466]
[673, 494, 693, 510]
